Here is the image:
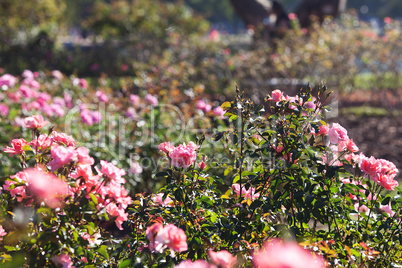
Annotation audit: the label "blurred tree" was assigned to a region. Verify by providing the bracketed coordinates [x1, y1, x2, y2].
[0, 0, 65, 48]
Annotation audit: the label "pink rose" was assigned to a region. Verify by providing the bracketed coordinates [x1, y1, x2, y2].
[253, 239, 325, 268]
[159, 142, 175, 154]
[25, 167, 69, 208]
[338, 139, 358, 152]
[328, 123, 348, 144]
[199, 161, 206, 170]
[155, 224, 188, 254]
[24, 115, 49, 129]
[51, 131, 76, 147]
[232, 184, 260, 201]
[268, 89, 284, 102]
[51, 253, 75, 268]
[146, 222, 164, 252]
[105, 203, 128, 230]
[76, 147, 94, 165]
[29, 134, 53, 152]
[169, 144, 197, 168]
[4, 138, 28, 155]
[314, 125, 329, 136]
[49, 145, 77, 171]
[209, 250, 237, 268]
[96, 160, 126, 184]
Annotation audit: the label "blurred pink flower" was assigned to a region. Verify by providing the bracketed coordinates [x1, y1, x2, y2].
[0, 74, 17, 88]
[22, 70, 34, 80]
[197, 100, 212, 113]
[4, 138, 28, 155]
[209, 250, 237, 268]
[96, 90, 109, 103]
[145, 94, 158, 106]
[174, 260, 216, 268]
[232, 183, 260, 201]
[384, 17, 392, 24]
[129, 162, 143, 174]
[51, 253, 75, 268]
[52, 70, 63, 80]
[146, 222, 164, 252]
[0, 103, 8, 117]
[79, 78, 88, 89]
[209, 29, 221, 42]
[24, 115, 49, 129]
[288, 13, 297, 20]
[25, 167, 69, 208]
[125, 107, 137, 120]
[121, 64, 129, 71]
[153, 193, 173, 207]
[328, 123, 348, 144]
[213, 106, 226, 119]
[129, 94, 140, 107]
[253, 239, 325, 268]
[0, 225, 6, 241]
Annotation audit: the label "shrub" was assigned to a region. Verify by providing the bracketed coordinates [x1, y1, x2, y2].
[1, 80, 401, 267]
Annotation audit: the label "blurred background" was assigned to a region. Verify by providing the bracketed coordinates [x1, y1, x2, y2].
[0, 0, 401, 172]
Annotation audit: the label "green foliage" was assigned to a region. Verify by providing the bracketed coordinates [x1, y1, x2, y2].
[0, 0, 65, 47]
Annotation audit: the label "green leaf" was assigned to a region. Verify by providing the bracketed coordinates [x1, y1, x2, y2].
[221, 101, 232, 110]
[381, 195, 391, 205]
[118, 259, 132, 268]
[200, 196, 214, 206]
[212, 131, 224, 141]
[97, 245, 109, 261]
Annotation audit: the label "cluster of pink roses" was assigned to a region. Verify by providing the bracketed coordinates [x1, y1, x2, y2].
[360, 156, 399, 191]
[159, 141, 198, 168]
[268, 89, 316, 111]
[197, 100, 227, 119]
[0, 71, 75, 120]
[3, 115, 131, 229]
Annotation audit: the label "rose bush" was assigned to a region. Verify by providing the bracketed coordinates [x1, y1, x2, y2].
[0, 77, 401, 267]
